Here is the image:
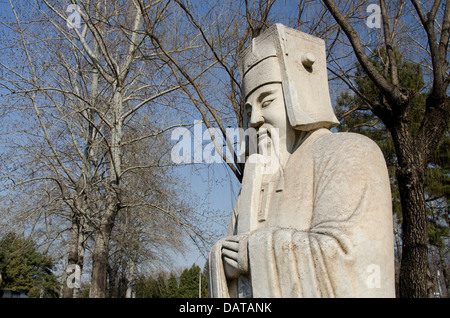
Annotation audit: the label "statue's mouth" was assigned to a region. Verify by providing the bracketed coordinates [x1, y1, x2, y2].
[257, 127, 270, 140]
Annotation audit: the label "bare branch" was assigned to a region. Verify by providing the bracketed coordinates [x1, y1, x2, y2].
[379, 0, 400, 86]
[322, 0, 408, 113]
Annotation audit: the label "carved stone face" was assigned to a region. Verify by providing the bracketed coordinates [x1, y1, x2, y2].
[238, 24, 339, 132]
[244, 83, 297, 161]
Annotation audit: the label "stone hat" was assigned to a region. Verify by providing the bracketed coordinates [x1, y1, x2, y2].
[238, 24, 339, 131]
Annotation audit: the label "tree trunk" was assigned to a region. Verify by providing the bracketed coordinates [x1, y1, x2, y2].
[62, 216, 79, 298]
[90, 85, 123, 298]
[126, 261, 137, 298]
[62, 212, 85, 298]
[90, 225, 111, 298]
[438, 245, 450, 297]
[395, 94, 448, 297]
[391, 123, 429, 298]
[108, 265, 118, 298]
[90, 200, 118, 298]
[74, 218, 86, 299]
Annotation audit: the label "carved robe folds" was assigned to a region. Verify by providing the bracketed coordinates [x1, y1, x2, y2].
[209, 128, 395, 298]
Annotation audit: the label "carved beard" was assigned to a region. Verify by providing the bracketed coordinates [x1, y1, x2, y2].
[256, 126, 281, 176]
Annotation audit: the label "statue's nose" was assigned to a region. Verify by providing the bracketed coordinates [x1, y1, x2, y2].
[250, 108, 264, 128]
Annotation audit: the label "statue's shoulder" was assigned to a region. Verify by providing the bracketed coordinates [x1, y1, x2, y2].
[311, 130, 384, 162]
[314, 130, 380, 150]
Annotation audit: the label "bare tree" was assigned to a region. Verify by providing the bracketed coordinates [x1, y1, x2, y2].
[42, 0, 209, 298]
[0, 0, 99, 298]
[136, 0, 277, 182]
[1, 0, 209, 298]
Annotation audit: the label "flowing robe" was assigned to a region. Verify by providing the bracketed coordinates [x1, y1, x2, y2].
[208, 128, 395, 297]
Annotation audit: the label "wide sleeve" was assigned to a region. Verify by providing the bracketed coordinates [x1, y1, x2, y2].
[247, 133, 395, 297]
[208, 238, 230, 298]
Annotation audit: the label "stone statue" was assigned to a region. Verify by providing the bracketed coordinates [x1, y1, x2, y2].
[208, 24, 395, 298]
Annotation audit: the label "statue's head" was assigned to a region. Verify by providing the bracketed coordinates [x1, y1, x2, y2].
[238, 24, 339, 140]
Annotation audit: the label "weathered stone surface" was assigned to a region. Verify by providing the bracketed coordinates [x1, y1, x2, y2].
[208, 24, 395, 298]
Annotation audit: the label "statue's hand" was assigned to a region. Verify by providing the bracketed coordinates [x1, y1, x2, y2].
[221, 234, 249, 280]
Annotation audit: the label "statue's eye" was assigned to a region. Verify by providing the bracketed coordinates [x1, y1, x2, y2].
[262, 99, 274, 108]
